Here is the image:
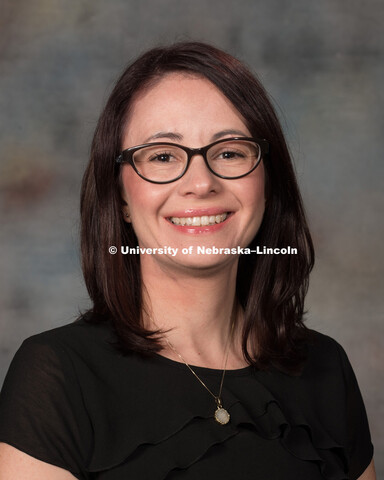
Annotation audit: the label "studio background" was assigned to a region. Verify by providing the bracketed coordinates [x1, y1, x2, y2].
[0, 0, 383, 474]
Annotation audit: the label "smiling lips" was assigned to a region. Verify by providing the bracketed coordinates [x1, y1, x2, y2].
[169, 213, 228, 226]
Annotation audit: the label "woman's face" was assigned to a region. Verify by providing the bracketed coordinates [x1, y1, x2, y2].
[120, 73, 265, 273]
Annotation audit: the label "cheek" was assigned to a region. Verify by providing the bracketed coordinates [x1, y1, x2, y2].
[241, 166, 266, 213]
[120, 170, 154, 242]
[237, 169, 266, 245]
[120, 167, 154, 220]
[120, 166, 169, 221]
[120, 166, 140, 206]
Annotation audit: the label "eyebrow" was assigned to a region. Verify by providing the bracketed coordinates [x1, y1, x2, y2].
[144, 132, 183, 143]
[210, 129, 249, 141]
[143, 129, 249, 144]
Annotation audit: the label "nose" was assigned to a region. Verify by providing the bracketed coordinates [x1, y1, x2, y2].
[177, 154, 221, 197]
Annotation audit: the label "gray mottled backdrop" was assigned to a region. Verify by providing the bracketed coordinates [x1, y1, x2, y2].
[1, 0, 383, 474]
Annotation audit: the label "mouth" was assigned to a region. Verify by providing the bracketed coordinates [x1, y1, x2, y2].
[168, 212, 231, 226]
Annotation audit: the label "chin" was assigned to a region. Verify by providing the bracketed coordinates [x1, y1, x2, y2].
[170, 252, 239, 273]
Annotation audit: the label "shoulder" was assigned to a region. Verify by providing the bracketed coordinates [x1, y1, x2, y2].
[20, 317, 117, 362]
[302, 330, 374, 477]
[15, 318, 157, 396]
[23, 317, 114, 347]
[305, 328, 344, 353]
[302, 328, 350, 374]
[0, 320, 100, 475]
[2, 318, 117, 392]
[3, 317, 124, 397]
[261, 329, 374, 478]
[288, 329, 361, 414]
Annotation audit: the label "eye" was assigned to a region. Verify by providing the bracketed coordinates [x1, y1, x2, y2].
[146, 151, 182, 163]
[218, 149, 246, 160]
[209, 140, 256, 163]
[148, 152, 175, 163]
[213, 147, 247, 161]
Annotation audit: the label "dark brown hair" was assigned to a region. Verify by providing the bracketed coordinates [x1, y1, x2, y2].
[80, 42, 314, 374]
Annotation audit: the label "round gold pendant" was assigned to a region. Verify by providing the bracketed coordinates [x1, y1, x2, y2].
[214, 406, 230, 425]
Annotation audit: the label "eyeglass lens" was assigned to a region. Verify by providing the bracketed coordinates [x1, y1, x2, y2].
[131, 139, 261, 182]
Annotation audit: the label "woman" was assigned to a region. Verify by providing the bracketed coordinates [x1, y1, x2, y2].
[0, 42, 376, 479]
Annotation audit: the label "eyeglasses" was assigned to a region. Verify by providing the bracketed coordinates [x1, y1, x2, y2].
[115, 137, 269, 184]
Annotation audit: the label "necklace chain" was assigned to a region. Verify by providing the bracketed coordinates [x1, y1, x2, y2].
[154, 317, 236, 424]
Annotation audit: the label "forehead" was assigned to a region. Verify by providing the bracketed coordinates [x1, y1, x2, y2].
[122, 73, 250, 147]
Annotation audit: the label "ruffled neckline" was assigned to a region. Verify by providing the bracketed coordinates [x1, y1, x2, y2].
[81, 349, 349, 479]
[152, 351, 256, 376]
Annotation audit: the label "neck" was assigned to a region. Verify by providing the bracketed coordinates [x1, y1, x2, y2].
[141, 256, 246, 369]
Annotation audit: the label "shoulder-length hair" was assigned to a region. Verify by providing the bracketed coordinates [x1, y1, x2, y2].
[80, 42, 314, 374]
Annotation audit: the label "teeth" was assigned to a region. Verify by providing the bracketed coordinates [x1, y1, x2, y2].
[170, 213, 228, 226]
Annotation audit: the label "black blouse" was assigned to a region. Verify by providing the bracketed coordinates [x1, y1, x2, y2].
[0, 319, 373, 480]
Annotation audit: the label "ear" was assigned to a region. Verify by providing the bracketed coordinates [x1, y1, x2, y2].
[123, 208, 131, 223]
[121, 198, 131, 223]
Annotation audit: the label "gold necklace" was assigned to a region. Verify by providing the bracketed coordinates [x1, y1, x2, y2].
[160, 320, 235, 425]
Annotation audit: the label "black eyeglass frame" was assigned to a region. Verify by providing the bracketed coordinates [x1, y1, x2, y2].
[115, 137, 269, 184]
